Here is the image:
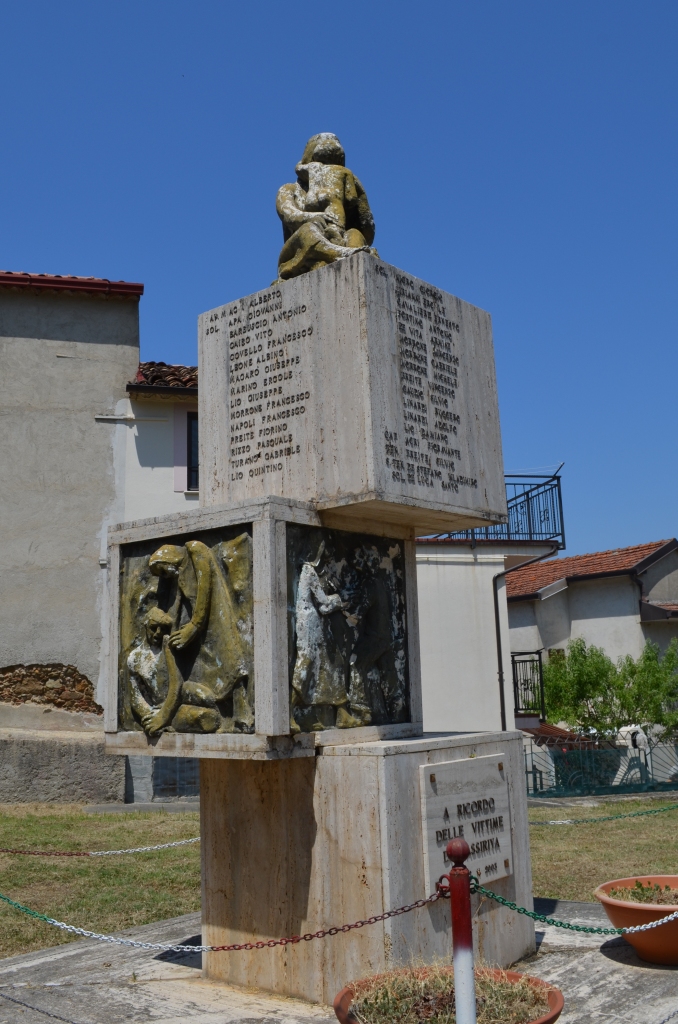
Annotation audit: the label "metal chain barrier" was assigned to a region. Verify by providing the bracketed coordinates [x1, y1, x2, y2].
[0, 888, 442, 953]
[467, 877, 678, 935]
[0, 837, 200, 857]
[529, 802, 678, 826]
[656, 1008, 678, 1024]
[0, 878, 676, 953]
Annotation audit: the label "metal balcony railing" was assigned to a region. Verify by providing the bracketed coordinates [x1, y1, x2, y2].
[428, 470, 565, 547]
[511, 650, 546, 720]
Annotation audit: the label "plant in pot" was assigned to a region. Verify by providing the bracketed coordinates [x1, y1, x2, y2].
[595, 875, 678, 965]
[333, 963, 564, 1024]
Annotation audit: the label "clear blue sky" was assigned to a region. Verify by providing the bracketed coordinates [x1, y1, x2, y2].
[1, 2, 676, 557]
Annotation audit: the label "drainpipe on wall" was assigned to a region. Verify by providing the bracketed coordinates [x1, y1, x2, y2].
[493, 543, 560, 731]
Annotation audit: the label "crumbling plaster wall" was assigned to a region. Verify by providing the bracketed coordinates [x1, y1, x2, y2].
[0, 290, 139, 699]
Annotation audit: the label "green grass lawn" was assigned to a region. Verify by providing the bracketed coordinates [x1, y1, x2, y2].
[0, 804, 201, 958]
[0, 797, 676, 961]
[528, 797, 678, 902]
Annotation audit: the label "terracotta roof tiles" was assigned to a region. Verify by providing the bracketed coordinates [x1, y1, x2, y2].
[506, 540, 675, 600]
[0, 270, 143, 297]
[129, 361, 198, 391]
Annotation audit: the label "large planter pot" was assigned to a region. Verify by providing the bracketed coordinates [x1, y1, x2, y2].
[595, 875, 678, 966]
[334, 968, 564, 1024]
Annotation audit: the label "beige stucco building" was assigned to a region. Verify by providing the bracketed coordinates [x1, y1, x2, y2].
[0, 271, 142, 690]
[507, 539, 678, 662]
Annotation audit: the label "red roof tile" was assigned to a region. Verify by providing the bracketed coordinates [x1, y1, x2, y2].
[0, 270, 143, 297]
[130, 361, 198, 390]
[506, 540, 675, 600]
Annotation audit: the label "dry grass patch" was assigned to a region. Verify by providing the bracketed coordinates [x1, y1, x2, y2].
[0, 805, 201, 958]
[529, 797, 678, 902]
[350, 964, 550, 1024]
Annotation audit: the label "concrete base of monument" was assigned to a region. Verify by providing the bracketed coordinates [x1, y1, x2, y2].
[105, 722, 423, 760]
[201, 730, 534, 1004]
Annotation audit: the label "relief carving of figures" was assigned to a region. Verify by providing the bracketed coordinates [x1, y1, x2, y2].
[288, 527, 408, 733]
[120, 530, 254, 736]
[276, 133, 378, 281]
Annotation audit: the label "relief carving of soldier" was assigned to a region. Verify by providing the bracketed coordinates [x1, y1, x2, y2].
[125, 532, 254, 736]
[290, 543, 364, 732]
[289, 534, 407, 733]
[276, 133, 378, 281]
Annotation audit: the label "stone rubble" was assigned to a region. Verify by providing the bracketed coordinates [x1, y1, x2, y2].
[0, 663, 102, 714]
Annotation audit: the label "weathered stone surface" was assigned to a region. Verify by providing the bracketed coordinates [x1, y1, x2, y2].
[201, 731, 533, 1003]
[276, 133, 377, 281]
[104, 498, 423, 752]
[199, 254, 506, 534]
[0, 728, 125, 803]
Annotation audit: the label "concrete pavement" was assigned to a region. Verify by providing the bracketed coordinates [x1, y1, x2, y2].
[0, 904, 676, 1023]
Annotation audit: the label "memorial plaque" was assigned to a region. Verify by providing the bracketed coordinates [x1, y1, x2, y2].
[199, 253, 506, 534]
[419, 753, 513, 892]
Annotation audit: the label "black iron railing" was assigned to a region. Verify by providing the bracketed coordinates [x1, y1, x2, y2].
[511, 650, 545, 720]
[430, 471, 565, 547]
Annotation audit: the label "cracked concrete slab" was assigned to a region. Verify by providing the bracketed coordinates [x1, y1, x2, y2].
[0, 913, 334, 1024]
[0, 906, 676, 1023]
[522, 899, 678, 1023]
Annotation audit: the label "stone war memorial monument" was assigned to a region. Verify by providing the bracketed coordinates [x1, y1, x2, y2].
[103, 133, 534, 1003]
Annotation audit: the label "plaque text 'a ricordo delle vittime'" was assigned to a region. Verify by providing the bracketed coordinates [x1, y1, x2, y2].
[420, 754, 513, 894]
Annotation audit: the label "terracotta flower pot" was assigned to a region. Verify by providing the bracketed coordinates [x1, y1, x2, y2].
[594, 875, 678, 966]
[334, 968, 564, 1024]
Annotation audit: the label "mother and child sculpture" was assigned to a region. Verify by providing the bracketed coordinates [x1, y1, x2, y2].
[276, 132, 378, 280]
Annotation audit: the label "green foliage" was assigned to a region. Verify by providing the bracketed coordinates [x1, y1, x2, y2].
[608, 880, 678, 905]
[543, 637, 678, 738]
[617, 639, 678, 738]
[543, 638, 620, 735]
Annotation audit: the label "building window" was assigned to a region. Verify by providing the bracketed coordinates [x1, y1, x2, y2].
[187, 412, 199, 491]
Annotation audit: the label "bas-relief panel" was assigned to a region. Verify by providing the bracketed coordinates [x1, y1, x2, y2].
[118, 527, 254, 735]
[287, 525, 409, 733]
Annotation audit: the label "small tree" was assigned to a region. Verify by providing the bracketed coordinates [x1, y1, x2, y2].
[543, 638, 623, 736]
[617, 638, 678, 739]
[544, 637, 678, 739]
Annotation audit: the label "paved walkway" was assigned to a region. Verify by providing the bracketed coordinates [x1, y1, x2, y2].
[0, 905, 675, 1024]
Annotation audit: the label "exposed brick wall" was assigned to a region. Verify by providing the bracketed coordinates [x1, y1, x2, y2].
[0, 664, 102, 714]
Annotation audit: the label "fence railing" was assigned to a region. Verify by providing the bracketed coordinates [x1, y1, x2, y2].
[430, 472, 566, 547]
[512, 651, 545, 719]
[524, 738, 678, 798]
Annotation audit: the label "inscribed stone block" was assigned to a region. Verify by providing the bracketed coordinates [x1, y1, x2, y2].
[199, 254, 507, 534]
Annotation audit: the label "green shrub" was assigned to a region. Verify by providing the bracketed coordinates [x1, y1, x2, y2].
[543, 637, 678, 739]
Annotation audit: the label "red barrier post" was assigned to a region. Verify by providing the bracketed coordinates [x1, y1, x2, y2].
[445, 838, 476, 1024]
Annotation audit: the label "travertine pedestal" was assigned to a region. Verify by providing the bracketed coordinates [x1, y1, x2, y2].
[104, 260, 532, 1002]
[201, 730, 534, 1003]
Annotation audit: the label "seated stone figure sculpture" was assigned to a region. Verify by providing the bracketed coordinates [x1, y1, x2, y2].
[127, 607, 220, 735]
[133, 534, 254, 735]
[276, 133, 377, 280]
